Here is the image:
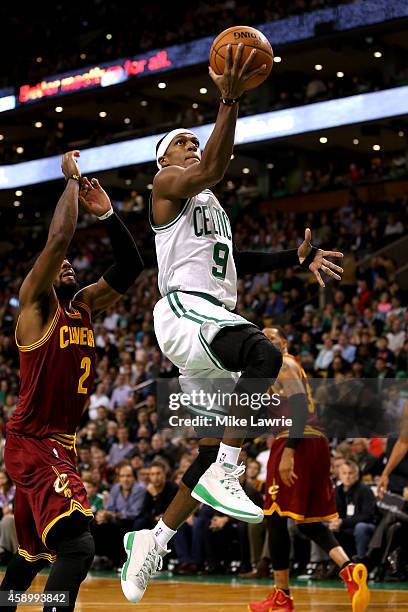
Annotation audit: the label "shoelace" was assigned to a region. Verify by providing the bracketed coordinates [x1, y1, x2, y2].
[222, 463, 246, 498]
[132, 549, 163, 589]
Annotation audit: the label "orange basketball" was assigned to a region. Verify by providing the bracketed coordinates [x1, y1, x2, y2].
[209, 26, 274, 90]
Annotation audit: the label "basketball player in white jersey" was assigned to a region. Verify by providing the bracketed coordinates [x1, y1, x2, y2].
[121, 44, 344, 603]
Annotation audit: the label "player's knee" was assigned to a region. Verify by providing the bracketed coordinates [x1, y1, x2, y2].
[245, 336, 283, 379]
[182, 444, 219, 489]
[56, 528, 95, 575]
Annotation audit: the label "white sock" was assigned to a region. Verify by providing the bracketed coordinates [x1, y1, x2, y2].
[152, 518, 176, 550]
[216, 442, 241, 466]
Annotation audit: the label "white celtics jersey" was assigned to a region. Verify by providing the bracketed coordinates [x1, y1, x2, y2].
[150, 189, 237, 310]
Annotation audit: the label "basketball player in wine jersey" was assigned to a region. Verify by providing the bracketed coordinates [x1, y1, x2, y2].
[248, 327, 369, 612]
[121, 45, 343, 603]
[0, 151, 143, 612]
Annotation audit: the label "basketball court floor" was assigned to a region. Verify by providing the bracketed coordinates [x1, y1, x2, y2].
[1, 570, 407, 610]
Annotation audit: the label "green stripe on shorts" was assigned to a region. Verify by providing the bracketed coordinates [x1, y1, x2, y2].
[198, 333, 223, 370]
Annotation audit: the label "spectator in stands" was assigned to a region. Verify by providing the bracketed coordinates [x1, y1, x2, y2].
[83, 478, 104, 514]
[384, 214, 404, 240]
[88, 382, 110, 420]
[133, 461, 178, 530]
[105, 420, 119, 452]
[173, 507, 212, 575]
[90, 446, 110, 488]
[315, 336, 335, 371]
[110, 373, 133, 409]
[136, 466, 151, 488]
[92, 462, 145, 568]
[145, 433, 176, 468]
[351, 438, 381, 477]
[387, 319, 406, 354]
[0, 470, 17, 564]
[375, 336, 395, 367]
[107, 426, 135, 467]
[333, 333, 357, 364]
[94, 405, 111, 441]
[329, 460, 376, 557]
[77, 445, 92, 472]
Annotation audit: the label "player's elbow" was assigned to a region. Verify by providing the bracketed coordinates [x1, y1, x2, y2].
[201, 160, 225, 185]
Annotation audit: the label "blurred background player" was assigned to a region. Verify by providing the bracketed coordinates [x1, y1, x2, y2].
[248, 326, 369, 612]
[121, 46, 343, 603]
[377, 400, 408, 499]
[0, 151, 143, 612]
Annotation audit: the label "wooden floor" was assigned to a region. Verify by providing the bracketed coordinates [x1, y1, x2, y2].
[2, 573, 408, 610]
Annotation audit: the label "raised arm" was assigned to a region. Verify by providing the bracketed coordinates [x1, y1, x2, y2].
[16, 151, 81, 345]
[152, 45, 267, 225]
[234, 228, 344, 287]
[75, 177, 144, 314]
[19, 151, 81, 309]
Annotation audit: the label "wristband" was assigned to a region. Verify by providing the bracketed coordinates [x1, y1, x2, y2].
[220, 97, 241, 106]
[300, 246, 318, 269]
[98, 207, 114, 221]
[67, 174, 81, 183]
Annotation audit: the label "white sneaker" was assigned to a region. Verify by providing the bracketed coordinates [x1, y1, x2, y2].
[191, 462, 264, 524]
[121, 529, 167, 603]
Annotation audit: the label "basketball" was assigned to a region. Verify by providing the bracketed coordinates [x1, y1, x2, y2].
[209, 26, 274, 90]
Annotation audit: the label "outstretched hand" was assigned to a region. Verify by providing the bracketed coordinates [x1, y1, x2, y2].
[209, 43, 267, 99]
[297, 228, 344, 288]
[79, 177, 112, 217]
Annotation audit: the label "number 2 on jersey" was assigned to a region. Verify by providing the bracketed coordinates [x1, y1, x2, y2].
[78, 357, 91, 395]
[212, 242, 229, 280]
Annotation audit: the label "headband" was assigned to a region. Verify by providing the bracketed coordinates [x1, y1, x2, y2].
[156, 128, 199, 169]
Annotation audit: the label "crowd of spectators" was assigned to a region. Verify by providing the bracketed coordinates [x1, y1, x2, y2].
[0, 178, 407, 577]
[268, 151, 408, 201]
[1, 0, 355, 88]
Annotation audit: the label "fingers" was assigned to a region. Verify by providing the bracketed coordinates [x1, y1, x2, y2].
[208, 66, 219, 82]
[225, 44, 233, 73]
[322, 258, 343, 274]
[232, 43, 244, 73]
[280, 470, 298, 487]
[313, 268, 325, 288]
[304, 227, 312, 244]
[322, 250, 343, 258]
[91, 177, 103, 191]
[242, 63, 267, 82]
[321, 265, 342, 281]
[239, 48, 257, 77]
[81, 176, 93, 190]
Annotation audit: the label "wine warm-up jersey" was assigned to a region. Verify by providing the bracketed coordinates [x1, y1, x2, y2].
[8, 299, 96, 439]
[150, 189, 238, 310]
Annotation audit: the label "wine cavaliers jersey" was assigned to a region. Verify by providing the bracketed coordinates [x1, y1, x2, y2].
[270, 353, 324, 438]
[8, 299, 95, 442]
